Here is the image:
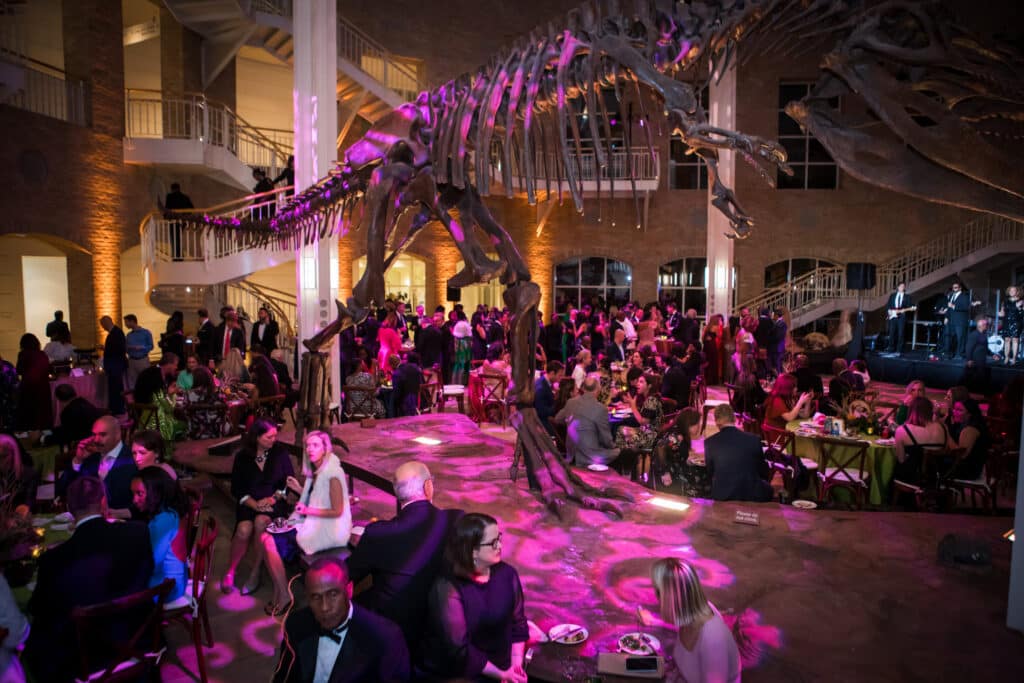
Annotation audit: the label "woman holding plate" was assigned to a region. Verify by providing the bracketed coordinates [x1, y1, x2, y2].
[260, 430, 351, 616]
[639, 558, 741, 683]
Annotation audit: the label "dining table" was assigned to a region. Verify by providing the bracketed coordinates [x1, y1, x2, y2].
[785, 419, 898, 506]
[526, 622, 677, 682]
[11, 513, 75, 610]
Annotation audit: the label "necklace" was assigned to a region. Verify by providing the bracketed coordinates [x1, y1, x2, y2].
[255, 451, 267, 465]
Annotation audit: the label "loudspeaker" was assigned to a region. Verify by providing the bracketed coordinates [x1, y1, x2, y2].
[446, 285, 461, 302]
[846, 262, 876, 290]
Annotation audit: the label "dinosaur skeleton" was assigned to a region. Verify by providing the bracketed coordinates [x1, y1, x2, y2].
[176, 0, 1023, 518]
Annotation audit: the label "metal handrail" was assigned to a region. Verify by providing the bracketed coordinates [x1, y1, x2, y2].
[737, 214, 1024, 315]
[501, 146, 660, 184]
[227, 279, 297, 341]
[250, 0, 292, 17]
[337, 15, 424, 101]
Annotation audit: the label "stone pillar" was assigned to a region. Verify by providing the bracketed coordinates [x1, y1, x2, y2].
[294, 0, 340, 406]
[705, 65, 736, 321]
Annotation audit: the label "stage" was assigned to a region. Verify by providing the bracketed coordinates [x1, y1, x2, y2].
[165, 413, 1021, 682]
[866, 349, 1024, 392]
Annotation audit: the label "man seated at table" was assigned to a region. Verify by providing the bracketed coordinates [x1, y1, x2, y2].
[24, 476, 153, 682]
[132, 352, 179, 404]
[47, 383, 105, 447]
[55, 415, 138, 516]
[392, 352, 424, 417]
[825, 358, 864, 414]
[792, 354, 824, 398]
[553, 376, 621, 468]
[660, 343, 691, 408]
[274, 557, 409, 683]
[534, 360, 563, 435]
[704, 404, 774, 502]
[347, 461, 463, 651]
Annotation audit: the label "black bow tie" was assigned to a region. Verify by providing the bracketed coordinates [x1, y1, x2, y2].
[319, 620, 350, 643]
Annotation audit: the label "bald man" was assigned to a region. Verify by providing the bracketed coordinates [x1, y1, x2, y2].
[55, 415, 138, 511]
[346, 461, 463, 650]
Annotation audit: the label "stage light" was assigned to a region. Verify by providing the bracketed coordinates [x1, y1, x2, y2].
[411, 436, 443, 446]
[649, 496, 690, 512]
[1005, 529, 1015, 542]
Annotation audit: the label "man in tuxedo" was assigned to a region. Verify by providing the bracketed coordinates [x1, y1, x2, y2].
[274, 557, 409, 683]
[100, 315, 127, 415]
[250, 306, 280, 353]
[944, 280, 972, 359]
[534, 360, 563, 434]
[553, 376, 620, 467]
[415, 314, 444, 371]
[213, 308, 246, 363]
[608, 328, 628, 363]
[886, 282, 914, 353]
[347, 461, 463, 650]
[25, 476, 153, 682]
[56, 415, 138, 511]
[665, 302, 682, 338]
[195, 308, 215, 363]
[704, 404, 773, 502]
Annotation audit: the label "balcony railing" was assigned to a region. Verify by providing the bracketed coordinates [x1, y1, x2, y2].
[1, 57, 87, 126]
[125, 89, 292, 177]
[498, 146, 660, 187]
[337, 16, 424, 102]
[141, 187, 294, 271]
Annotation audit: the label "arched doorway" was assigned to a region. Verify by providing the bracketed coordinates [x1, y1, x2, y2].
[455, 256, 504, 312]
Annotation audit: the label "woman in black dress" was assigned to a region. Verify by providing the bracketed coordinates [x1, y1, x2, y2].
[652, 407, 709, 496]
[423, 513, 528, 683]
[1000, 285, 1022, 365]
[221, 418, 295, 594]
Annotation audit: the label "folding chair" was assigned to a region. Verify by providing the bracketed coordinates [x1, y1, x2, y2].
[72, 579, 174, 683]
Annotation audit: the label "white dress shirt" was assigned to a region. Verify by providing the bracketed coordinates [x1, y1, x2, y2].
[895, 293, 903, 309]
[71, 444, 122, 480]
[314, 603, 353, 683]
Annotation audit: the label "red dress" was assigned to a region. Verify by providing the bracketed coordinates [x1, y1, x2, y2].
[16, 349, 53, 430]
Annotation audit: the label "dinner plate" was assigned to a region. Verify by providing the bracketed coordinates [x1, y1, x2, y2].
[618, 632, 661, 655]
[54, 512, 74, 524]
[587, 464, 609, 472]
[351, 525, 366, 536]
[792, 500, 817, 510]
[548, 623, 589, 645]
[50, 523, 72, 531]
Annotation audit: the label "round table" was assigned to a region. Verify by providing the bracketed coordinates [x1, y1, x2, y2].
[785, 420, 898, 506]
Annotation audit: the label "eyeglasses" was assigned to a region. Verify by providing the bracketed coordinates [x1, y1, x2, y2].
[477, 533, 502, 549]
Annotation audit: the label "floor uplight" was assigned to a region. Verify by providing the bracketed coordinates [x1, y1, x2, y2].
[649, 496, 691, 512]
[411, 436, 443, 446]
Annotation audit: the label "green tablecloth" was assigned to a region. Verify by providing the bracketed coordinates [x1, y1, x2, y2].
[786, 420, 897, 506]
[12, 514, 74, 610]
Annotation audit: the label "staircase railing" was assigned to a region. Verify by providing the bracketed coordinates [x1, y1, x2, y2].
[125, 89, 292, 176]
[251, 0, 292, 17]
[1, 55, 87, 126]
[140, 187, 294, 272]
[226, 279, 297, 344]
[498, 146, 660, 186]
[337, 15, 424, 102]
[737, 214, 1024, 316]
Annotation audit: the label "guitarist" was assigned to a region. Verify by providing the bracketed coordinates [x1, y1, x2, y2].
[886, 282, 914, 354]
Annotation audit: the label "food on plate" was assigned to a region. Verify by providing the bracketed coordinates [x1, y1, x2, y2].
[619, 633, 654, 654]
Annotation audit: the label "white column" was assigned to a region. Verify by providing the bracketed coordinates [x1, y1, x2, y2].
[294, 0, 340, 405]
[706, 64, 736, 321]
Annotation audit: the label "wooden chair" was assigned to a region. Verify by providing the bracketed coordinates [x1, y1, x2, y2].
[689, 375, 707, 411]
[164, 516, 218, 683]
[418, 381, 442, 414]
[252, 394, 287, 424]
[814, 436, 871, 507]
[127, 401, 159, 438]
[479, 375, 510, 428]
[72, 578, 174, 683]
[342, 384, 378, 420]
[183, 488, 205, 560]
[184, 402, 230, 440]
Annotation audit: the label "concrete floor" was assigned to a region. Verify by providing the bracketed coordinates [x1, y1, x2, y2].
[163, 411, 1023, 682]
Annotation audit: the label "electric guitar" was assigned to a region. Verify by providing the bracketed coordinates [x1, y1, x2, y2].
[886, 306, 916, 320]
[988, 336, 1005, 354]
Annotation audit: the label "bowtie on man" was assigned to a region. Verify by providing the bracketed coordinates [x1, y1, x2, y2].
[273, 557, 409, 683]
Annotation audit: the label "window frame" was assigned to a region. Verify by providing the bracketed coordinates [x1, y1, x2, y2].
[777, 82, 839, 190]
[553, 257, 633, 311]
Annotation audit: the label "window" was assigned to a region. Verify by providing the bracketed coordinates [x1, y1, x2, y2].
[354, 254, 426, 309]
[568, 88, 624, 149]
[668, 86, 709, 190]
[554, 257, 631, 311]
[777, 83, 839, 189]
[764, 258, 838, 289]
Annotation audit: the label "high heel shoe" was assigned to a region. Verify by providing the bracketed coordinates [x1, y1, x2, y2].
[220, 571, 236, 594]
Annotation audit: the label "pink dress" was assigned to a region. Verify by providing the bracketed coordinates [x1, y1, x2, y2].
[377, 326, 404, 372]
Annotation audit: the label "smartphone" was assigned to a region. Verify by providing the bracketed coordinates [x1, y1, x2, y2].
[624, 656, 659, 672]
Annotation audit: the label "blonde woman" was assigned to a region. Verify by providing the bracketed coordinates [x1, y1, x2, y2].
[999, 285, 1022, 364]
[639, 558, 741, 683]
[218, 347, 250, 385]
[260, 430, 351, 616]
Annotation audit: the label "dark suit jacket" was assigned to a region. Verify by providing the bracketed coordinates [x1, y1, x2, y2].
[392, 362, 423, 416]
[55, 444, 138, 510]
[947, 292, 971, 323]
[53, 396, 105, 445]
[196, 319, 215, 361]
[607, 343, 628, 363]
[274, 605, 410, 683]
[415, 326, 444, 370]
[660, 361, 690, 407]
[251, 319, 280, 352]
[271, 358, 294, 391]
[704, 426, 773, 502]
[25, 517, 153, 682]
[103, 325, 127, 371]
[534, 376, 556, 431]
[793, 367, 823, 396]
[886, 292, 914, 312]
[213, 324, 246, 362]
[965, 330, 989, 367]
[347, 500, 463, 645]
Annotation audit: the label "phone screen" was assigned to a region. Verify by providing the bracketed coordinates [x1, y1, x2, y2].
[625, 656, 658, 671]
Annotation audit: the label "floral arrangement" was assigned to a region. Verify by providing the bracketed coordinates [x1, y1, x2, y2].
[828, 393, 880, 435]
[0, 471, 45, 587]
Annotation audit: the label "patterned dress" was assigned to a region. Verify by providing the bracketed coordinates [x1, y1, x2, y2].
[615, 394, 664, 450]
[1002, 298, 1022, 338]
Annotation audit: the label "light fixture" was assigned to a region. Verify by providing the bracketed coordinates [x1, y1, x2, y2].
[411, 436, 442, 446]
[649, 496, 690, 512]
[1005, 529, 1015, 542]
